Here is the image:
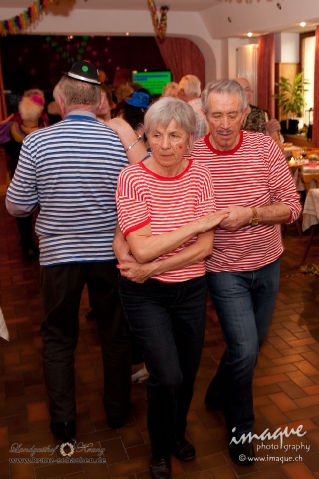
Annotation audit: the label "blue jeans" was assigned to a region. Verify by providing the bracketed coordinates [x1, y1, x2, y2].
[205, 257, 281, 438]
[119, 276, 207, 458]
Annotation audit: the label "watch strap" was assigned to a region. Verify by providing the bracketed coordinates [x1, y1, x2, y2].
[251, 207, 259, 226]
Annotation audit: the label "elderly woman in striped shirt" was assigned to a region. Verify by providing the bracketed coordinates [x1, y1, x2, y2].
[114, 97, 228, 479]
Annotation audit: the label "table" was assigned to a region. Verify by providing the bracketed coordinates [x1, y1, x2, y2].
[284, 145, 301, 160]
[288, 161, 319, 192]
[302, 188, 319, 231]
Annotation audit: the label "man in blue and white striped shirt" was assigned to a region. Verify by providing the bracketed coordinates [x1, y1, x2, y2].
[6, 61, 144, 443]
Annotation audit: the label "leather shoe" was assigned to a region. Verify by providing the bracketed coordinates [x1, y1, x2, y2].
[149, 456, 171, 479]
[172, 437, 196, 461]
[107, 414, 127, 429]
[50, 420, 76, 443]
[228, 440, 255, 466]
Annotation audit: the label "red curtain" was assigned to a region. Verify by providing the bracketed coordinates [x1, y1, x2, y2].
[312, 26, 319, 147]
[257, 34, 275, 119]
[0, 48, 7, 122]
[156, 37, 205, 90]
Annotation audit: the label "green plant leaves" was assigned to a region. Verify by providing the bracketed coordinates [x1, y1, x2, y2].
[273, 70, 309, 118]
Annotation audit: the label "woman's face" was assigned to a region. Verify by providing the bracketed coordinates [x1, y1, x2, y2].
[148, 119, 191, 169]
[99, 92, 110, 117]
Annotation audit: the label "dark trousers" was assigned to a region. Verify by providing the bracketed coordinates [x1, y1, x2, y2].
[16, 214, 35, 249]
[206, 258, 281, 438]
[119, 276, 207, 458]
[40, 261, 131, 423]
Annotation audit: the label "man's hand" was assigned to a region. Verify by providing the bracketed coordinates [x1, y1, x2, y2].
[117, 261, 156, 284]
[219, 206, 252, 231]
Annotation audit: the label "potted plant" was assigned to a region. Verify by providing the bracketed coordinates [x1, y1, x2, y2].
[273, 71, 309, 134]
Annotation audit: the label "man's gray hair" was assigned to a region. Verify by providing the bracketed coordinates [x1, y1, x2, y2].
[178, 75, 201, 97]
[144, 97, 196, 138]
[201, 80, 247, 115]
[53, 76, 101, 113]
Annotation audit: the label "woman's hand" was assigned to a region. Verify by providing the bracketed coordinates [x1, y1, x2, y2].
[117, 261, 157, 284]
[196, 210, 230, 233]
[106, 118, 148, 164]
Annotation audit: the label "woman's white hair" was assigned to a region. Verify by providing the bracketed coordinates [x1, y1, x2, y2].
[144, 97, 196, 138]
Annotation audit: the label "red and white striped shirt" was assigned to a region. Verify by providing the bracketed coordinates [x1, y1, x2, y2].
[116, 160, 216, 283]
[190, 131, 302, 273]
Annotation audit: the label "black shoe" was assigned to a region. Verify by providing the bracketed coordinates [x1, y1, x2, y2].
[172, 437, 196, 461]
[228, 441, 255, 466]
[107, 414, 127, 429]
[50, 420, 76, 443]
[149, 456, 171, 479]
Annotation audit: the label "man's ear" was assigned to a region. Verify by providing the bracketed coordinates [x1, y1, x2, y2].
[97, 94, 105, 114]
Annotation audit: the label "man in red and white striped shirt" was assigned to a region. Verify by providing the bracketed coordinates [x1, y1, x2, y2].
[189, 80, 302, 466]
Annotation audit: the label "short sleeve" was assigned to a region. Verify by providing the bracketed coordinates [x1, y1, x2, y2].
[193, 165, 216, 218]
[116, 167, 151, 236]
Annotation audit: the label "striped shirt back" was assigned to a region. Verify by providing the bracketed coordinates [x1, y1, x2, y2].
[6, 114, 128, 265]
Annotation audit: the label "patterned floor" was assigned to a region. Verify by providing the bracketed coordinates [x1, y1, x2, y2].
[0, 190, 319, 479]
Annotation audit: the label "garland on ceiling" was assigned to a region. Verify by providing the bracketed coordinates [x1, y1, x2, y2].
[148, 0, 169, 42]
[0, 0, 75, 37]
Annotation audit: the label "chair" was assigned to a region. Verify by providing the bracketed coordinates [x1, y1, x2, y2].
[301, 172, 319, 193]
[300, 171, 319, 262]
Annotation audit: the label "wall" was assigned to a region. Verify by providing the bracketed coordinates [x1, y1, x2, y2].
[0, 7, 222, 84]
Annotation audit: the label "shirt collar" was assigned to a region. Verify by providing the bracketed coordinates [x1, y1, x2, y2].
[65, 110, 97, 119]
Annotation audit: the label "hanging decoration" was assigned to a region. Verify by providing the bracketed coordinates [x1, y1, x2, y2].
[0, 0, 74, 37]
[147, 1, 169, 42]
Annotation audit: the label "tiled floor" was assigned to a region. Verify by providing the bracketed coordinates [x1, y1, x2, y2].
[0, 191, 319, 479]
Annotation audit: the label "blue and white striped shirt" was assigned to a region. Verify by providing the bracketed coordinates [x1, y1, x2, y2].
[6, 112, 128, 266]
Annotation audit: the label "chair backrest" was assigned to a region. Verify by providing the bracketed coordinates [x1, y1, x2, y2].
[301, 171, 319, 193]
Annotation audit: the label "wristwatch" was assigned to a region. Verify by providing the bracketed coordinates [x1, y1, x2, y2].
[251, 207, 259, 226]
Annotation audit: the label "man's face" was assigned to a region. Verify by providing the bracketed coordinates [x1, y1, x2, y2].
[234, 78, 252, 104]
[206, 91, 247, 151]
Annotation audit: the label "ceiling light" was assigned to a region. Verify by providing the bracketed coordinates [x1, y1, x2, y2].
[300, 22, 306, 27]
[247, 32, 253, 37]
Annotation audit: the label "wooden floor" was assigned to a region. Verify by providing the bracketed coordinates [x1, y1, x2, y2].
[0, 191, 319, 479]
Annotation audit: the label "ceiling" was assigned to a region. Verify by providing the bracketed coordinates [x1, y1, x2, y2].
[1, 0, 220, 12]
[0, 0, 318, 38]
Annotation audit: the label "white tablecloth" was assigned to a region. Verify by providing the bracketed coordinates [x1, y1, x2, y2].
[302, 188, 319, 231]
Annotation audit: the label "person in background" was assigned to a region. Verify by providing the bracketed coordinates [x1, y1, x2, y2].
[0, 92, 46, 260]
[115, 83, 134, 103]
[46, 99, 62, 125]
[234, 77, 282, 142]
[113, 90, 152, 157]
[114, 96, 228, 479]
[5, 60, 147, 444]
[189, 79, 302, 466]
[178, 74, 208, 140]
[162, 81, 179, 98]
[12, 88, 49, 127]
[97, 69, 108, 84]
[97, 84, 115, 124]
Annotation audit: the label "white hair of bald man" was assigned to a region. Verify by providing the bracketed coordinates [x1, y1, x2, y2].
[178, 75, 201, 98]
